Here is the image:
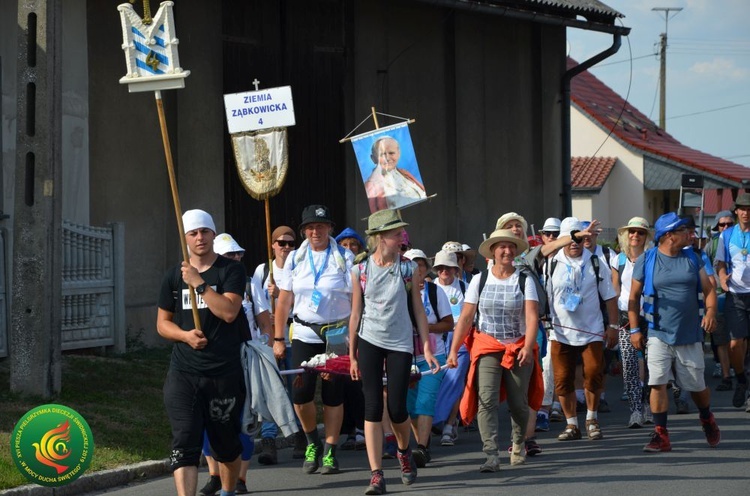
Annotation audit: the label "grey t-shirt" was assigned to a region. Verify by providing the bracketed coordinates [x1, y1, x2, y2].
[354, 260, 414, 353]
[632, 250, 704, 345]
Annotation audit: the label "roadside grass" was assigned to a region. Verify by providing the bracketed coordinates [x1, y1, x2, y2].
[0, 348, 172, 490]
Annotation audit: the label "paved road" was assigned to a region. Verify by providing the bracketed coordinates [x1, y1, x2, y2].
[86, 358, 750, 496]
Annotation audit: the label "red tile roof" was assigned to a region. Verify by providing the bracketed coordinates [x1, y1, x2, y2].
[569, 58, 750, 185]
[572, 156, 616, 191]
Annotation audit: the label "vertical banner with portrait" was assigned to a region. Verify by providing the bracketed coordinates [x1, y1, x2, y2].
[351, 123, 429, 213]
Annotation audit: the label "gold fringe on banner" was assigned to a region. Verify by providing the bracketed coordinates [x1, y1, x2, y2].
[231, 127, 289, 200]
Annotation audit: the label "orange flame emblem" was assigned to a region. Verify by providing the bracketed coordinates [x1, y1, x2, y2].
[32, 420, 71, 474]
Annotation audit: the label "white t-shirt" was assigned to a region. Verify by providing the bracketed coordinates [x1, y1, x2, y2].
[548, 250, 616, 345]
[436, 278, 466, 324]
[277, 244, 354, 344]
[253, 259, 293, 344]
[465, 269, 538, 344]
[420, 282, 452, 356]
[243, 275, 270, 341]
[610, 252, 643, 313]
[716, 226, 750, 294]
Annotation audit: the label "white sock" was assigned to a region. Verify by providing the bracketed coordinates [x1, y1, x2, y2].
[586, 410, 598, 420]
[566, 417, 579, 427]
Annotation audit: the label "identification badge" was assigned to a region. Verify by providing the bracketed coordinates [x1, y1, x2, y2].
[308, 289, 322, 313]
[563, 292, 582, 312]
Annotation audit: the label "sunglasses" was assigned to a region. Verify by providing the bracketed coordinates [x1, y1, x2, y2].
[435, 266, 453, 272]
[717, 222, 734, 228]
[541, 231, 559, 237]
[628, 229, 646, 235]
[275, 240, 295, 247]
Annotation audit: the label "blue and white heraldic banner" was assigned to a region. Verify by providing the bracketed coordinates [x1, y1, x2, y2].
[118, 1, 190, 92]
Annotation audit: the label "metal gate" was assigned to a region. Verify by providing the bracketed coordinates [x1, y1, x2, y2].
[61, 220, 125, 352]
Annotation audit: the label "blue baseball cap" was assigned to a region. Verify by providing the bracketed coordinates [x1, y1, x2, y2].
[654, 212, 690, 243]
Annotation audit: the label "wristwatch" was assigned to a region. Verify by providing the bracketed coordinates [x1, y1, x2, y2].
[607, 324, 619, 330]
[195, 282, 207, 295]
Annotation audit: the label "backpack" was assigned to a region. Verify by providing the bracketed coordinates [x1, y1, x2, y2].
[721, 225, 736, 274]
[476, 265, 549, 322]
[290, 243, 347, 272]
[616, 252, 627, 280]
[642, 247, 704, 329]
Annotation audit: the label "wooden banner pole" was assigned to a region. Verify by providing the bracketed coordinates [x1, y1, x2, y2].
[265, 198, 275, 313]
[155, 90, 201, 329]
[371, 106, 380, 129]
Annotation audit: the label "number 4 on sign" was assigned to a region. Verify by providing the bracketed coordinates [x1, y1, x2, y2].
[258, 118, 263, 125]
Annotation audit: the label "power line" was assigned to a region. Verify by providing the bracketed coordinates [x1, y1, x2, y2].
[594, 53, 656, 67]
[667, 101, 750, 120]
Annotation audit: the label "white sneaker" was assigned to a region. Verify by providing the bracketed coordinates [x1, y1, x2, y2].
[441, 425, 458, 446]
[643, 404, 654, 424]
[627, 410, 644, 429]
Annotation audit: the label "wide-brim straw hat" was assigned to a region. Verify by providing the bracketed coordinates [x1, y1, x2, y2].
[479, 229, 529, 259]
[616, 216, 653, 242]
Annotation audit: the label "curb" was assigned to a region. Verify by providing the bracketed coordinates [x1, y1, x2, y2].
[0, 460, 169, 496]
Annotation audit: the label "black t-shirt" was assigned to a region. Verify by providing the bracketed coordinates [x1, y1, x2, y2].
[158, 256, 249, 377]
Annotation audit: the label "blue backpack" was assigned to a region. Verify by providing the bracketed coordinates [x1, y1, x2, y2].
[642, 247, 704, 330]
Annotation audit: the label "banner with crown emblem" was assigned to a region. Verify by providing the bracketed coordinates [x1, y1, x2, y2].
[231, 129, 289, 201]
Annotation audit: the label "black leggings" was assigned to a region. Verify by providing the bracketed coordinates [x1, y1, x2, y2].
[357, 338, 413, 424]
[291, 339, 344, 406]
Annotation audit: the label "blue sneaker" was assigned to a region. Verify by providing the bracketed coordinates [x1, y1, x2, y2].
[382, 438, 397, 459]
[535, 412, 550, 432]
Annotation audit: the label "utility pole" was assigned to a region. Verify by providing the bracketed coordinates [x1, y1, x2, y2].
[11, 0, 63, 397]
[652, 7, 683, 131]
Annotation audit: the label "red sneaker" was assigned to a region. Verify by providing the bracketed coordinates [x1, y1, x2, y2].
[643, 426, 671, 453]
[701, 413, 721, 447]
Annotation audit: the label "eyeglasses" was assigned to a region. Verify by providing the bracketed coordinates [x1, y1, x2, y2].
[541, 232, 559, 238]
[628, 229, 646, 235]
[435, 266, 453, 272]
[275, 240, 295, 247]
[718, 222, 734, 228]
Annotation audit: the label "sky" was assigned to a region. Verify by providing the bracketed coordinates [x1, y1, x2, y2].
[567, 0, 750, 169]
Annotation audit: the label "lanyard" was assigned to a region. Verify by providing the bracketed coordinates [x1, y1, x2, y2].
[739, 228, 749, 261]
[422, 287, 432, 316]
[307, 244, 331, 288]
